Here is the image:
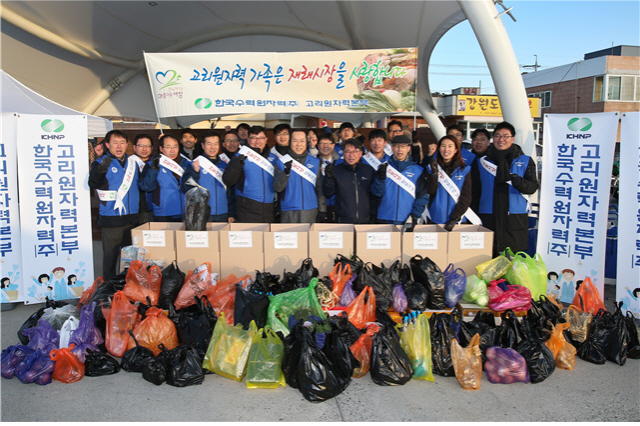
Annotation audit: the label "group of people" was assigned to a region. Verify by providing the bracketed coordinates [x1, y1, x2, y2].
[89, 120, 538, 280]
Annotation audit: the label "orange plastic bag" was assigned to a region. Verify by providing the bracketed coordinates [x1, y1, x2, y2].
[349, 323, 380, 378]
[571, 277, 605, 315]
[50, 343, 85, 383]
[344, 286, 376, 329]
[203, 274, 252, 324]
[450, 334, 482, 390]
[123, 260, 162, 306]
[106, 291, 139, 357]
[127, 307, 178, 356]
[78, 276, 103, 307]
[328, 263, 353, 298]
[174, 263, 213, 310]
[545, 322, 577, 370]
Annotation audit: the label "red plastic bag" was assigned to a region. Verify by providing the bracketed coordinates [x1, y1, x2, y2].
[50, 343, 85, 383]
[174, 263, 213, 310]
[106, 291, 139, 357]
[78, 276, 103, 307]
[571, 277, 605, 315]
[487, 280, 531, 312]
[127, 307, 179, 356]
[203, 274, 252, 324]
[344, 286, 376, 329]
[123, 260, 162, 306]
[328, 263, 353, 298]
[349, 323, 380, 378]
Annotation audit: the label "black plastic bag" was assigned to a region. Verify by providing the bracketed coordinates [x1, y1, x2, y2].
[184, 186, 210, 231]
[89, 272, 127, 334]
[234, 285, 269, 329]
[370, 325, 413, 386]
[372, 260, 402, 295]
[402, 280, 430, 311]
[121, 331, 154, 373]
[328, 312, 362, 348]
[17, 298, 68, 345]
[84, 350, 121, 376]
[158, 261, 186, 310]
[591, 305, 628, 365]
[375, 307, 399, 340]
[279, 258, 319, 293]
[496, 310, 527, 349]
[142, 357, 167, 385]
[429, 312, 456, 376]
[625, 311, 640, 359]
[354, 263, 393, 311]
[282, 324, 304, 389]
[322, 327, 357, 382]
[170, 296, 217, 359]
[250, 271, 281, 295]
[410, 255, 446, 310]
[516, 322, 555, 383]
[576, 336, 606, 364]
[334, 254, 364, 276]
[167, 346, 205, 387]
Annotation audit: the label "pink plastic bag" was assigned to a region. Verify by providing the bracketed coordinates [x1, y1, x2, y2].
[487, 279, 531, 312]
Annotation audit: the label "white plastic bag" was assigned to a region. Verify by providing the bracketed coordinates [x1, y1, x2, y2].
[59, 316, 80, 348]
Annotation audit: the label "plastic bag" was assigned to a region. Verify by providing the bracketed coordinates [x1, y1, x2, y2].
[353, 263, 393, 311]
[503, 251, 546, 301]
[476, 255, 512, 282]
[184, 185, 210, 231]
[344, 286, 376, 330]
[23, 319, 59, 352]
[595, 303, 629, 365]
[119, 244, 149, 274]
[266, 279, 325, 337]
[106, 290, 139, 358]
[496, 310, 526, 349]
[625, 310, 640, 359]
[50, 343, 84, 383]
[350, 323, 380, 378]
[370, 326, 413, 386]
[123, 260, 162, 306]
[174, 263, 213, 310]
[391, 283, 408, 313]
[170, 295, 218, 358]
[70, 302, 104, 350]
[127, 307, 179, 356]
[488, 280, 532, 312]
[484, 346, 529, 384]
[202, 313, 257, 381]
[516, 322, 556, 383]
[1, 345, 34, 379]
[402, 280, 429, 311]
[202, 272, 249, 322]
[338, 273, 358, 307]
[59, 316, 79, 348]
[234, 285, 270, 329]
[429, 312, 456, 376]
[565, 305, 593, 345]
[89, 272, 127, 335]
[41, 304, 80, 331]
[167, 345, 205, 387]
[142, 358, 166, 386]
[443, 264, 466, 309]
[17, 298, 67, 345]
[571, 277, 605, 315]
[84, 350, 121, 376]
[246, 328, 286, 389]
[451, 334, 482, 390]
[280, 258, 319, 293]
[545, 322, 576, 370]
[121, 331, 154, 373]
[328, 262, 353, 298]
[462, 275, 489, 307]
[158, 261, 186, 310]
[78, 276, 103, 308]
[410, 255, 446, 310]
[398, 313, 434, 381]
[250, 271, 281, 295]
[15, 349, 55, 385]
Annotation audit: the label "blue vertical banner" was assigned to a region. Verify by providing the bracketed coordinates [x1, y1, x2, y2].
[537, 112, 619, 303]
[17, 115, 94, 304]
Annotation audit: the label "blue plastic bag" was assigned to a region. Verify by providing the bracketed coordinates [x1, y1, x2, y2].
[15, 349, 56, 385]
[443, 264, 467, 309]
[1, 345, 35, 379]
[70, 302, 104, 348]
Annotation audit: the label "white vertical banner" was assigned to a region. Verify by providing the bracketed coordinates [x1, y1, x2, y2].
[17, 115, 94, 304]
[616, 112, 640, 318]
[0, 113, 23, 303]
[537, 112, 618, 304]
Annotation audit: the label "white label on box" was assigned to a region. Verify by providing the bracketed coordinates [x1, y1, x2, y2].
[366, 232, 391, 250]
[274, 232, 298, 249]
[460, 232, 485, 249]
[229, 231, 253, 248]
[185, 231, 209, 248]
[142, 230, 166, 247]
[318, 232, 343, 249]
[413, 233, 438, 250]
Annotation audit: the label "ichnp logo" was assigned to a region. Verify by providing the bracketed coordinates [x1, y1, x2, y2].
[195, 98, 212, 109]
[41, 119, 65, 140]
[566, 117, 592, 139]
[156, 70, 181, 89]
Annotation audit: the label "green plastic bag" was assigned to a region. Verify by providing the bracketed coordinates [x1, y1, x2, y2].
[475, 255, 512, 282]
[202, 312, 257, 381]
[397, 313, 434, 382]
[462, 275, 489, 307]
[266, 278, 325, 336]
[503, 251, 547, 301]
[246, 328, 286, 389]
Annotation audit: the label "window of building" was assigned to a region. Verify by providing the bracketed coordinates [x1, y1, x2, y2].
[530, 91, 552, 108]
[604, 75, 639, 101]
[608, 76, 622, 100]
[594, 76, 604, 102]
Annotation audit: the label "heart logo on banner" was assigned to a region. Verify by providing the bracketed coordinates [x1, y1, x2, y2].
[155, 70, 181, 89]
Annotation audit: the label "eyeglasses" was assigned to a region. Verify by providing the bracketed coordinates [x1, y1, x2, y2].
[276, 132, 290, 137]
[250, 136, 267, 141]
[225, 138, 239, 143]
[136, 145, 152, 149]
[493, 134, 513, 140]
[343, 150, 361, 155]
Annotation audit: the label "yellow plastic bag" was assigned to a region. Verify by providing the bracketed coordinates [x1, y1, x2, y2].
[202, 312, 257, 381]
[545, 322, 577, 370]
[246, 328, 286, 389]
[398, 313, 434, 382]
[450, 334, 482, 390]
[475, 256, 512, 282]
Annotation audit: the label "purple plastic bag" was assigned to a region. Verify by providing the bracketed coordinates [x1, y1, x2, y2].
[70, 302, 104, 348]
[484, 346, 529, 384]
[22, 319, 60, 351]
[71, 342, 99, 363]
[392, 283, 408, 313]
[339, 273, 358, 306]
[15, 349, 56, 385]
[443, 264, 467, 309]
[1, 345, 35, 379]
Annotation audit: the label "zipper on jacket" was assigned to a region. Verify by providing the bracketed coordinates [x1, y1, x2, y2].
[353, 168, 359, 223]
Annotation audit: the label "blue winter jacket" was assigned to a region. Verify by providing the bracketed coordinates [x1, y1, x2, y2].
[372, 156, 428, 223]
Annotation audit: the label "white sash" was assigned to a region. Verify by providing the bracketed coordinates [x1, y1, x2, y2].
[196, 155, 226, 189]
[386, 164, 415, 198]
[128, 154, 146, 173]
[219, 153, 230, 164]
[480, 156, 531, 212]
[239, 145, 274, 176]
[160, 154, 185, 176]
[383, 144, 393, 156]
[436, 165, 482, 225]
[363, 152, 383, 170]
[96, 156, 136, 215]
[271, 147, 284, 159]
[281, 154, 317, 186]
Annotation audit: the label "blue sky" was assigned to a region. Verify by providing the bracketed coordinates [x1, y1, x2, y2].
[429, 0, 640, 94]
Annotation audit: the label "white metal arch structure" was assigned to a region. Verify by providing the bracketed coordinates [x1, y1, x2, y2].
[0, 0, 535, 156]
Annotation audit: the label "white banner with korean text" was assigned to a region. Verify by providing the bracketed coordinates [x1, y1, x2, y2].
[0, 114, 23, 303]
[17, 115, 94, 304]
[616, 112, 640, 318]
[537, 113, 618, 304]
[144, 48, 418, 116]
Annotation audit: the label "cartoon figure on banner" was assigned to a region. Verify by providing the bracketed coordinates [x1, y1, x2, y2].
[1, 276, 19, 302]
[51, 267, 73, 300]
[27, 273, 53, 301]
[559, 269, 576, 304]
[67, 269, 86, 298]
[618, 287, 640, 318]
[546, 271, 560, 299]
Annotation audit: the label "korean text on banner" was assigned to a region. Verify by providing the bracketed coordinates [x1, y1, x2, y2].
[17, 115, 95, 304]
[144, 48, 418, 116]
[536, 112, 618, 304]
[616, 112, 640, 318]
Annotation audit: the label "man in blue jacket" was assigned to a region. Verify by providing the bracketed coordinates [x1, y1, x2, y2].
[372, 134, 429, 230]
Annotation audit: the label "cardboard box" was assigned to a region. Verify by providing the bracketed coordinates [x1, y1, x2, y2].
[308, 223, 355, 276]
[175, 223, 228, 275]
[401, 224, 448, 271]
[264, 223, 310, 275]
[131, 222, 182, 266]
[354, 224, 402, 267]
[219, 223, 268, 278]
[447, 225, 494, 277]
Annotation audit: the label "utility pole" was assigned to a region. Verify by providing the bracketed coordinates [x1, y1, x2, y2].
[522, 55, 540, 72]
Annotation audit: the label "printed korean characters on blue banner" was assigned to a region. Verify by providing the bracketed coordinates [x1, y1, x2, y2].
[16, 115, 95, 304]
[616, 112, 640, 318]
[144, 48, 417, 117]
[537, 112, 618, 303]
